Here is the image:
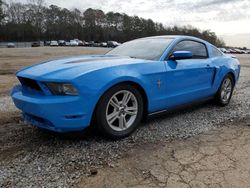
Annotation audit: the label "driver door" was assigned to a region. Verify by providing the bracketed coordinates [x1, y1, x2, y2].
[164, 40, 215, 108]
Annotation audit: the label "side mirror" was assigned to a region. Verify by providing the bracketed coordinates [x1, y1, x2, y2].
[170, 51, 192, 60]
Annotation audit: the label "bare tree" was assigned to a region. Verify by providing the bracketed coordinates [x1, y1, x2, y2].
[0, 1, 226, 46]
[0, 0, 4, 22]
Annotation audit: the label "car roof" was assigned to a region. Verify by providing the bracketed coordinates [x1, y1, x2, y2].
[139, 35, 209, 44]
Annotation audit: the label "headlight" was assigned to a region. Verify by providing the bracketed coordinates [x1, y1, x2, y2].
[45, 82, 78, 96]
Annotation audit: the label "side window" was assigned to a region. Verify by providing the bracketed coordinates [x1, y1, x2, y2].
[211, 46, 223, 57]
[173, 40, 208, 59]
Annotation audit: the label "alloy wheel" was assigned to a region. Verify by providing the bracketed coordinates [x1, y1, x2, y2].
[106, 90, 138, 131]
[220, 78, 232, 103]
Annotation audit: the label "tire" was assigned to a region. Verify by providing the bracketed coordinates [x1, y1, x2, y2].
[95, 84, 144, 139]
[215, 74, 234, 106]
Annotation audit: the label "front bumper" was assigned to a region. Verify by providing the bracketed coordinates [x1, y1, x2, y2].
[11, 85, 91, 132]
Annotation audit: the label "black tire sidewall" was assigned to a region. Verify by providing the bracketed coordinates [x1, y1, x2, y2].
[95, 84, 144, 139]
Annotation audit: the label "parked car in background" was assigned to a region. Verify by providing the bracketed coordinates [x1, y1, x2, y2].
[11, 35, 240, 139]
[78, 40, 84, 46]
[72, 39, 85, 46]
[31, 42, 40, 47]
[65, 41, 70, 46]
[50, 41, 59, 46]
[234, 49, 244, 54]
[239, 49, 248, 54]
[58, 40, 66, 46]
[107, 41, 120, 48]
[70, 40, 78, 46]
[93, 41, 101, 47]
[44, 41, 51, 46]
[84, 41, 90, 46]
[219, 48, 229, 53]
[228, 49, 237, 54]
[89, 41, 95, 47]
[7, 43, 15, 48]
[100, 42, 108, 47]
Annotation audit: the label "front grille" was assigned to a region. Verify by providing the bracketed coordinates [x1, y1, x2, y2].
[18, 77, 42, 92]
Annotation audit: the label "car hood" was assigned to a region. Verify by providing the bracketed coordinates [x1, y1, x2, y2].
[17, 55, 147, 80]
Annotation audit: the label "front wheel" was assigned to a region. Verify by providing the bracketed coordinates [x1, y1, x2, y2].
[215, 74, 234, 106]
[95, 84, 144, 139]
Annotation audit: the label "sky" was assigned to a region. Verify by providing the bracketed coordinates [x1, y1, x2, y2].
[14, 0, 250, 48]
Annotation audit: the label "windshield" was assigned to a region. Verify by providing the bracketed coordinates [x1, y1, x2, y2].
[106, 38, 173, 60]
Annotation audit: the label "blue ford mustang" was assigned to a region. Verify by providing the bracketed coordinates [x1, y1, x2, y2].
[11, 36, 240, 138]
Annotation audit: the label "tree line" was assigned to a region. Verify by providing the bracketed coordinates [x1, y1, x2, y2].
[0, 0, 225, 46]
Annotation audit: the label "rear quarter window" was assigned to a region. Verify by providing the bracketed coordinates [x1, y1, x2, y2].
[211, 46, 223, 57]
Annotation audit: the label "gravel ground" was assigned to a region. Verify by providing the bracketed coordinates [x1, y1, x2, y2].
[0, 96, 16, 112]
[0, 56, 250, 187]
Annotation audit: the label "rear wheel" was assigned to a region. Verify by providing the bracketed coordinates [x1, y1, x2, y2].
[215, 74, 234, 106]
[95, 84, 143, 139]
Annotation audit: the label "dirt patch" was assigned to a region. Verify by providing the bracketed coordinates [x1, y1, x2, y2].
[0, 47, 110, 72]
[0, 47, 110, 96]
[77, 118, 250, 188]
[0, 75, 18, 96]
[0, 111, 21, 124]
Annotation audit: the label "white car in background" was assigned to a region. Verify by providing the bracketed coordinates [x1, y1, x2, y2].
[50, 41, 59, 46]
[219, 48, 229, 53]
[70, 40, 78, 46]
[78, 40, 84, 46]
[65, 41, 71, 46]
[7, 43, 15, 48]
[100, 42, 108, 47]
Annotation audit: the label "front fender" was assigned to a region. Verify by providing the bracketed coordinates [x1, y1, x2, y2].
[72, 67, 151, 124]
[97, 76, 150, 100]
